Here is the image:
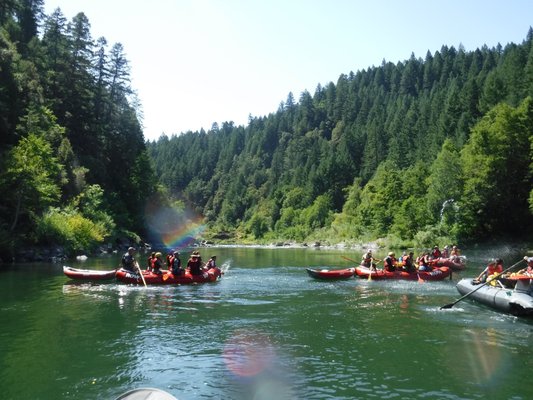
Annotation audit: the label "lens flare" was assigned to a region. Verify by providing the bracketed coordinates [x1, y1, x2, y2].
[145, 198, 206, 249]
[223, 330, 275, 377]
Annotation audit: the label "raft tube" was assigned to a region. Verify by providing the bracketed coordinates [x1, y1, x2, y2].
[456, 277, 533, 316]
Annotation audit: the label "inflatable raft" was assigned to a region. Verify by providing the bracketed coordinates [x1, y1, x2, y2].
[306, 267, 355, 280]
[63, 266, 117, 280]
[432, 256, 466, 271]
[456, 276, 533, 316]
[355, 265, 451, 281]
[115, 267, 222, 285]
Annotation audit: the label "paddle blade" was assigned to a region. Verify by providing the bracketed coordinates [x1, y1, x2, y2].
[440, 303, 454, 310]
[162, 273, 169, 281]
[367, 271, 372, 281]
[417, 274, 424, 283]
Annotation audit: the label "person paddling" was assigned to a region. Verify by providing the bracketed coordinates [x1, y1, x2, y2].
[361, 249, 380, 271]
[474, 258, 503, 285]
[121, 247, 137, 272]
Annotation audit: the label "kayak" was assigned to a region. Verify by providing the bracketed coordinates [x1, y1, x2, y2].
[115, 267, 222, 285]
[432, 256, 466, 271]
[306, 267, 355, 280]
[63, 266, 117, 280]
[354, 265, 452, 281]
[456, 276, 533, 316]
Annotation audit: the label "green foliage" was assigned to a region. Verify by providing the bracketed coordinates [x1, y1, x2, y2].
[0, 6, 156, 254]
[148, 34, 533, 244]
[1, 133, 62, 232]
[3, 3, 533, 250]
[458, 98, 532, 238]
[36, 207, 107, 255]
[426, 140, 462, 216]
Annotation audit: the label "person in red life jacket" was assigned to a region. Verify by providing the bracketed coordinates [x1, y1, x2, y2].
[166, 251, 174, 268]
[151, 252, 164, 275]
[204, 255, 217, 271]
[417, 252, 432, 271]
[146, 252, 155, 272]
[187, 251, 203, 275]
[170, 251, 183, 276]
[402, 251, 416, 272]
[431, 246, 442, 259]
[383, 252, 397, 272]
[474, 258, 503, 284]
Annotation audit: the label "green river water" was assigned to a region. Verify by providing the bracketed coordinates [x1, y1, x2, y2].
[1, 246, 532, 400]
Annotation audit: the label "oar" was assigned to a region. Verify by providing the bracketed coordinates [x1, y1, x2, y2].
[440, 258, 525, 310]
[341, 255, 359, 263]
[135, 261, 147, 287]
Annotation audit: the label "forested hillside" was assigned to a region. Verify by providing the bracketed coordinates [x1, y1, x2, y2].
[148, 29, 533, 246]
[0, 1, 155, 258]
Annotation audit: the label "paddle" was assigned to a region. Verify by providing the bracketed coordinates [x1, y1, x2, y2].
[135, 261, 147, 287]
[341, 255, 359, 263]
[440, 258, 525, 310]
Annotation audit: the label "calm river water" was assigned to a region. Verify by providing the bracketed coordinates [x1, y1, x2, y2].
[1, 246, 532, 400]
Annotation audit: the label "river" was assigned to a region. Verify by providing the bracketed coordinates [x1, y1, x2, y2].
[0, 246, 532, 399]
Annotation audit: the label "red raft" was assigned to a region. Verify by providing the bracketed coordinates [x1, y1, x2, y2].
[115, 267, 222, 285]
[354, 265, 451, 281]
[63, 266, 117, 280]
[306, 267, 355, 280]
[431, 257, 466, 271]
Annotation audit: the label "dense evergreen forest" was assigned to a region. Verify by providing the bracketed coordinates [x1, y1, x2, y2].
[1, 1, 532, 260]
[0, 1, 156, 259]
[148, 29, 533, 247]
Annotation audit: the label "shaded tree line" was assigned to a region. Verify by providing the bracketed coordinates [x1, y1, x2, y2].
[148, 29, 533, 246]
[0, 1, 155, 258]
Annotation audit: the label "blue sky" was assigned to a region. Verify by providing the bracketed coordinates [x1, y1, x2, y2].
[43, 0, 533, 141]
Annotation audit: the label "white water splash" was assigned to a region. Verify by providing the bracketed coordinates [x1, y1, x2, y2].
[220, 260, 232, 274]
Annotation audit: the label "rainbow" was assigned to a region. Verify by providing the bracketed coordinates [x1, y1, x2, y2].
[161, 219, 206, 250]
[144, 200, 206, 251]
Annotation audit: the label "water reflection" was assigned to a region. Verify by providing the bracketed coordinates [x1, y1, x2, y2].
[2, 246, 533, 400]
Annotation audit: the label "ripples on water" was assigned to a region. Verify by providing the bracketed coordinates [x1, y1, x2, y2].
[1, 249, 533, 399]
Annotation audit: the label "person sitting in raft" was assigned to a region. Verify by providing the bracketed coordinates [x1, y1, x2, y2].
[383, 252, 397, 272]
[204, 255, 217, 271]
[516, 256, 533, 276]
[402, 251, 416, 272]
[449, 245, 461, 262]
[441, 245, 450, 258]
[361, 249, 380, 271]
[474, 259, 503, 285]
[166, 251, 174, 268]
[431, 246, 442, 259]
[170, 251, 183, 275]
[187, 251, 203, 275]
[151, 252, 164, 275]
[417, 252, 432, 271]
[146, 252, 155, 272]
[121, 247, 137, 272]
